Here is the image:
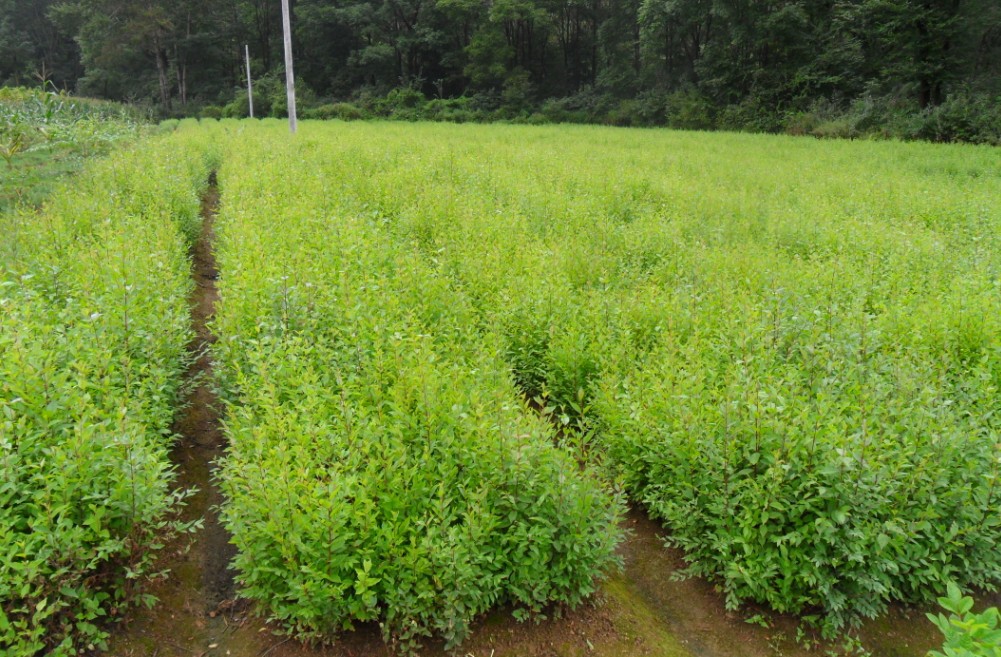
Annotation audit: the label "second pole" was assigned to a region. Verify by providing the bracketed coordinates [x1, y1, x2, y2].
[280, 0, 297, 134]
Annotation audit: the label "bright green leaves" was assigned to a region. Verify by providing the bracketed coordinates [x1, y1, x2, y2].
[211, 130, 625, 653]
[353, 559, 380, 611]
[0, 125, 214, 656]
[218, 121, 1001, 642]
[927, 584, 1001, 657]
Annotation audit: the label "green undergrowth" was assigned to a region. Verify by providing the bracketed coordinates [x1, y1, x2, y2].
[210, 123, 625, 653]
[0, 121, 217, 655]
[222, 120, 999, 640]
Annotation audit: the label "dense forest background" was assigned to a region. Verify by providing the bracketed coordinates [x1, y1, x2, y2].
[2, 0, 1000, 141]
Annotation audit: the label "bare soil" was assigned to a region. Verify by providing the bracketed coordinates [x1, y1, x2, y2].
[104, 180, 978, 657]
[104, 180, 238, 656]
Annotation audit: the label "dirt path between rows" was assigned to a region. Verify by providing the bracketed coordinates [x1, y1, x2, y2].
[186, 175, 238, 615]
[105, 178, 948, 657]
[105, 176, 245, 656]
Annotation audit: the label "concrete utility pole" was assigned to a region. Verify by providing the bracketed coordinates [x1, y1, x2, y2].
[244, 45, 254, 118]
[280, 0, 297, 134]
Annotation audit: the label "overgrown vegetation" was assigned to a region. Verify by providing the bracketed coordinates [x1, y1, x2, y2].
[209, 123, 625, 653]
[0, 123, 213, 655]
[0, 87, 147, 210]
[200, 86, 1001, 146]
[3, 115, 996, 654]
[220, 121, 998, 640]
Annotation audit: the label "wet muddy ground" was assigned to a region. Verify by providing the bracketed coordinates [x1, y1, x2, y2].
[102, 182, 985, 657]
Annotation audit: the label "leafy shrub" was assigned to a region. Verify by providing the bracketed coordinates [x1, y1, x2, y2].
[809, 116, 860, 140]
[423, 97, 479, 123]
[211, 137, 625, 653]
[301, 102, 366, 121]
[0, 126, 214, 655]
[783, 111, 818, 136]
[716, 97, 784, 132]
[227, 72, 317, 118]
[781, 93, 1001, 144]
[537, 88, 612, 124]
[501, 68, 534, 113]
[927, 584, 1001, 656]
[630, 89, 672, 126]
[370, 86, 428, 120]
[606, 99, 641, 127]
[500, 298, 554, 399]
[665, 88, 715, 130]
[783, 98, 859, 139]
[916, 93, 1001, 145]
[222, 92, 251, 118]
[538, 97, 588, 124]
[199, 104, 224, 119]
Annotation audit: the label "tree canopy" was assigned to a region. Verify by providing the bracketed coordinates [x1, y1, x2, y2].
[2, 0, 999, 136]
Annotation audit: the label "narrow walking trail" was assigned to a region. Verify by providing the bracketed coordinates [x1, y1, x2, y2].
[183, 175, 238, 617]
[105, 178, 257, 656]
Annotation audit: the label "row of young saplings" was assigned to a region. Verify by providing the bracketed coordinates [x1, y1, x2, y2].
[208, 132, 625, 652]
[3, 119, 1000, 654]
[0, 126, 218, 655]
[286, 121, 1001, 639]
[0, 122, 629, 655]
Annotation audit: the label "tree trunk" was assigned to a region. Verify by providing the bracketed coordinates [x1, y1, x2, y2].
[154, 35, 172, 110]
[177, 11, 190, 106]
[178, 60, 188, 105]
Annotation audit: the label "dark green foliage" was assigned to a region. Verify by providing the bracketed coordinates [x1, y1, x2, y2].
[5, 0, 1001, 142]
[914, 93, 1001, 145]
[0, 0, 80, 88]
[199, 104, 223, 119]
[300, 102, 366, 121]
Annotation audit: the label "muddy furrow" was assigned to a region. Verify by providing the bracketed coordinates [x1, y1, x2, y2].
[106, 176, 248, 656]
[182, 175, 237, 613]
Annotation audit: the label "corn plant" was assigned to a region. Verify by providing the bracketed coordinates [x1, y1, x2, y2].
[0, 131, 25, 168]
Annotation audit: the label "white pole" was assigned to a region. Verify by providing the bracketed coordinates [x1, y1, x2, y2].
[280, 0, 297, 134]
[244, 44, 254, 119]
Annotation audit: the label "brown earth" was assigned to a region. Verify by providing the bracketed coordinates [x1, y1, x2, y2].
[103, 179, 977, 657]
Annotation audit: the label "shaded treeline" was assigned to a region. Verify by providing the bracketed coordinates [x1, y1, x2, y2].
[2, 0, 1000, 136]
